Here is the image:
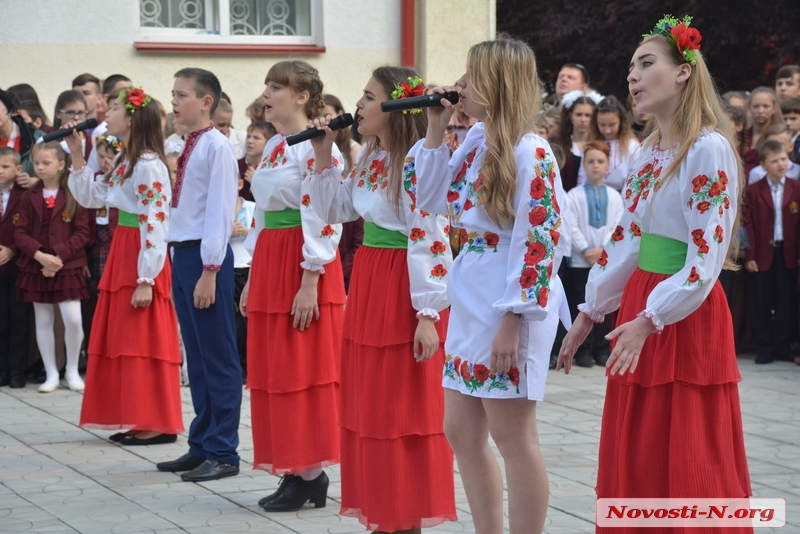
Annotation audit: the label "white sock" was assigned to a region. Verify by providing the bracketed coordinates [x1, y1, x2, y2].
[297, 468, 323, 481]
[33, 303, 59, 386]
[58, 300, 84, 383]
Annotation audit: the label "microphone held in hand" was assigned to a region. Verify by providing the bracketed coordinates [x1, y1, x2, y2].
[39, 119, 99, 143]
[286, 113, 354, 146]
[380, 92, 460, 113]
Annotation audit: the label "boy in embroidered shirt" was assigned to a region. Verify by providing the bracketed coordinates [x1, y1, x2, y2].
[745, 140, 800, 364]
[156, 68, 241, 482]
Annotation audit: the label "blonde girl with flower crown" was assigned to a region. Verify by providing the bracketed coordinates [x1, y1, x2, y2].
[559, 17, 752, 533]
[68, 88, 184, 445]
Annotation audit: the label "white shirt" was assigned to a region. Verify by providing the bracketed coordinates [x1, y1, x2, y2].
[230, 199, 255, 268]
[85, 121, 108, 173]
[307, 144, 451, 318]
[245, 134, 344, 272]
[747, 161, 800, 184]
[228, 128, 247, 159]
[579, 130, 739, 332]
[166, 126, 238, 270]
[768, 177, 785, 242]
[567, 183, 624, 268]
[69, 154, 171, 284]
[1, 184, 11, 216]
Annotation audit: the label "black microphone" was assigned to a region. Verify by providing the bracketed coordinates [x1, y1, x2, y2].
[380, 92, 460, 113]
[286, 113, 354, 146]
[40, 119, 99, 143]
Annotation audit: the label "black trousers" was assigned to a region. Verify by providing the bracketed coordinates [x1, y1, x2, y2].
[233, 267, 250, 377]
[569, 267, 612, 357]
[754, 246, 798, 357]
[0, 273, 32, 375]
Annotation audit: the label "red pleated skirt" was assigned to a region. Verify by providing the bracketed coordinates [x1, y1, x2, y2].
[79, 227, 184, 434]
[596, 268, 752, 534]
[340, 246, 457, 531]
[247, 226, 345, 474]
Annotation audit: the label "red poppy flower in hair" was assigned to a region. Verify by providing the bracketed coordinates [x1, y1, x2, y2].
[390, 76, 425, 115]
[646, 15, 702, 65]
[119, 87, 153, 114]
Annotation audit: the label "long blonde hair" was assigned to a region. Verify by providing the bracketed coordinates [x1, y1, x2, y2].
[468, 37, 542, 228]
[355, 66, 427, 214]
[640, 34, 743, 269]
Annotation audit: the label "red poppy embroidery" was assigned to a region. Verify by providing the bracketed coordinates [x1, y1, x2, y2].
[484, 232, 499, 248]
[714, 225, 724, 243]
[611, 225, 625, 242]
[519, 267, 538, 288]
[691, 229, 705, 246]
[692, 175, 709, 193]
[597, 249, 609, 269]
[524, 242, 547, 266]
[697, 201, 711, 214]
[528, 205, 547, 226]
[301, 194, 311, 207]
[409, 228, 426, 242]
[430, 241, 447, 255]
[473, 364, 490, 383]
[530, 177, 546, 200]
[430, 263, 448, 279]
[320, 225, 336, 237]
[138, 214, 148, 223]
[629, 222, 642, 238]
[155, 212, 166, 222]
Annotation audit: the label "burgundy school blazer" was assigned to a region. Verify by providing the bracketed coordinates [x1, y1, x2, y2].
[0, 184, 26, 276]
[14, 185, 90, 272]
[744, 177, 800, 271]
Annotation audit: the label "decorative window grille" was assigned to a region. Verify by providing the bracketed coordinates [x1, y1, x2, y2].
[135, 0, 321, 47]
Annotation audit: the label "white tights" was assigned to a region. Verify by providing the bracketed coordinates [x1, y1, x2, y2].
[33, 300, 84, 387]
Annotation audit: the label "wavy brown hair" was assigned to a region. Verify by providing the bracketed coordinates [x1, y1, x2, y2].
[114, 88, 167, 181]
[31, 142, 80, 219]
[468, 36, 542, 228]
[590, 95, 638, 159]
[354, 66, 427, 214]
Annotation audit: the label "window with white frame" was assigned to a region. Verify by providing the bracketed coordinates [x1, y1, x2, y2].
[135, 0, 322, 47]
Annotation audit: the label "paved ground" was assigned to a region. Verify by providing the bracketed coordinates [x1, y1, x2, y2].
[1, 354, 798, 533]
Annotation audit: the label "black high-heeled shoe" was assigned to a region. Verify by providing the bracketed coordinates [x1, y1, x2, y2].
[258, 475, 297, 507]
[262, 471, 328, 512]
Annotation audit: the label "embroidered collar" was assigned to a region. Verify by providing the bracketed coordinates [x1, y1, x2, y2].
[172, 124, 214, 208]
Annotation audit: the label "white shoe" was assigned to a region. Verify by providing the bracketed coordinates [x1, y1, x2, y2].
[66, 377, 85, 392]
[38, 380, 59, 393]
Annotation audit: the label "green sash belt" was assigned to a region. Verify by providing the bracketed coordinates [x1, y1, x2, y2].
[118, 210, 138, 228]
[264, 208, 301, 229]
[638, 232, 687, 275]
[363, 221, 407, 249]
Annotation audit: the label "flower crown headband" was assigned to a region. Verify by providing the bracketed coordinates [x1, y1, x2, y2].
[99, 134, 123, 153]
[119, 87, 152, 114]
[390, 76, 425, 115]
[645, 15, 702, 66]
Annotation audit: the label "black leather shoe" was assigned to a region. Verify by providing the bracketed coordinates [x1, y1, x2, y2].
[109, 431, 133, 442]
[575, 352, 595, 368]
[180, 459, 239, 482]
[121, 433, 178, 446]
[157, 452, 204, 472]
[755, 351, 774, 364]
[259, 475, 297, 507]
[0, 371, 9, 387]
[262, 472, 328, 512]
[10, 372, 25, 388]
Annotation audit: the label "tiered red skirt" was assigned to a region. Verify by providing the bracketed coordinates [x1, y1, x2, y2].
[79, 227, 184, 434]
[596, 268, 752, 534]
[340, 246, 457, 531]
[247, 227, 345, 474]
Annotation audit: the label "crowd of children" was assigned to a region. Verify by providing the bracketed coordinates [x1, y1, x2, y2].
[0, 24, 796, 532]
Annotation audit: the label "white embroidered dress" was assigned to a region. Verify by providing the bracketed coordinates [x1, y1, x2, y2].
[413, 124, 567, 400]
[245, 134, 343, 270]
[578, 131, 738, 332]
[306, 145, 451, 319]
[68, 155, 171, 284]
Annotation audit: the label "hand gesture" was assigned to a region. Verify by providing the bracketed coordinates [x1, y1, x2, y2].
[604, 316, 657, 376]
[584, 247, 604, 266]
[232, 221, 248, 237]
[62, 121, 84, 163]
[244, 166, 256, 184]
[490, 313, 522, 375]
[15, 171, 37, 189]
[556, 312, 594, 374]
[745, 260, 758, 273]
[193, 270, 216, 309]
[35, 252, 63, 271]
[413, 316, 439, 362]
[132, 283, 153, 307]
[0, 245, 13, 266]
[308, 115, 338, 169]
[291, 285, 319, 331]
[239, 279, 250, 317]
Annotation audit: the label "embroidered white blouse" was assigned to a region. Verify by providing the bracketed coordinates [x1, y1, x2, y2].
[69, 154, 171, 285]
[412, 123, 564, 321]
[245, 134, 343, 273]
[577, 138, 641, 191]
[306, 145, 452, 319]
[578, 130, 739, 331]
